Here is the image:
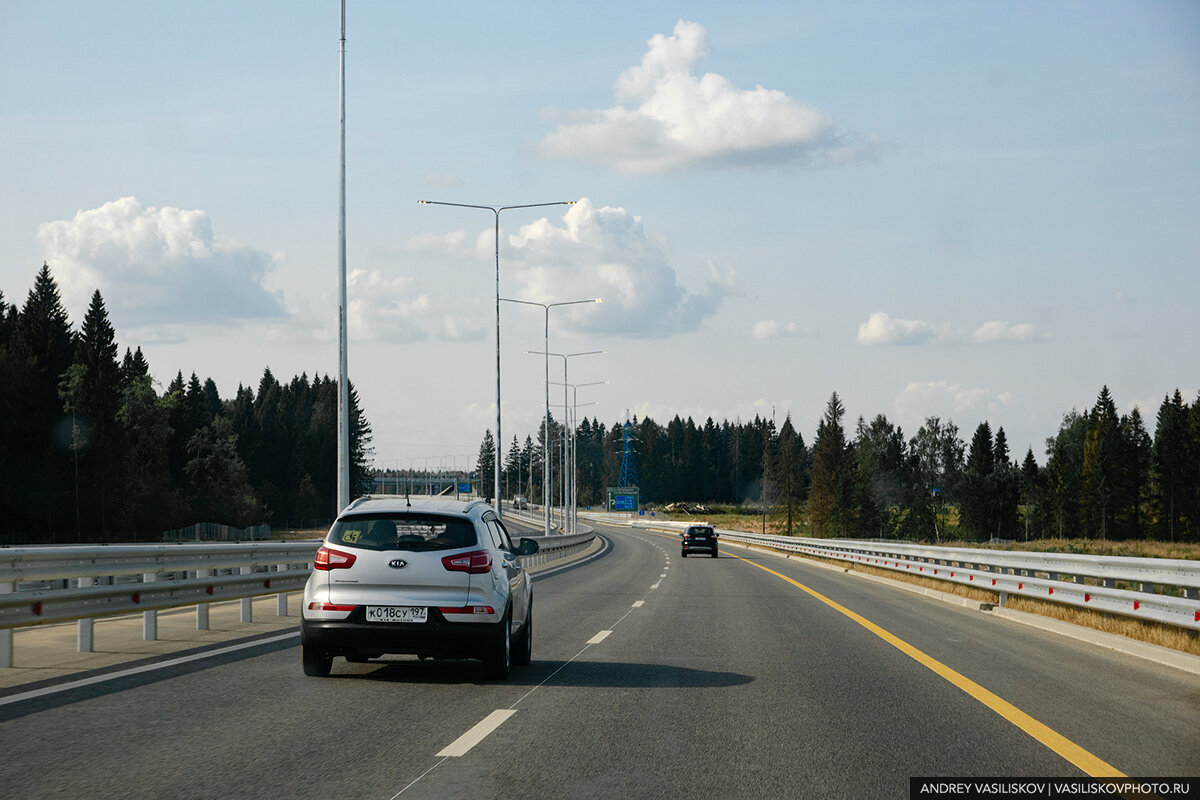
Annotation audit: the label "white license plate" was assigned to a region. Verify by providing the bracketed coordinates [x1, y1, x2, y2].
[365, 606, 428, 623]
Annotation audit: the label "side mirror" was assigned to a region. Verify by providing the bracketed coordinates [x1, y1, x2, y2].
[515, 537, 540, 557]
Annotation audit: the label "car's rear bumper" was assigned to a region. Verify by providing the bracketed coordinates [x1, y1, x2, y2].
[682, 541, 717, 552]
[301, 608, 500, 658]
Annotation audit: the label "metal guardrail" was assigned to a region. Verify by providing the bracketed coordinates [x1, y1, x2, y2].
[0, 531, 597, 668]
[634, 521, 1200, 631]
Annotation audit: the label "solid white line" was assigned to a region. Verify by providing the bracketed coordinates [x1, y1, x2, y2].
[632, 601, 644, 608]
[435, 709, 516, 757]
[0, 631, 299, 707]
[587, 630, 613, 645]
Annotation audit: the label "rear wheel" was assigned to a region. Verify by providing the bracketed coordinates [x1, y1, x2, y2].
[711, 548, 718, 558]
[513, 604, 533, 666]
[681, 550, 687, 557]
[302, 644, 332, 677]
[483, 611, 512, 679]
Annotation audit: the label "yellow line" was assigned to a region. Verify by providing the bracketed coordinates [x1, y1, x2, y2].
[726, 550, 1126, 778]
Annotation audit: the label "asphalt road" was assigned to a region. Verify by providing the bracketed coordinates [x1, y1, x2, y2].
[1, 521, 1196, 799]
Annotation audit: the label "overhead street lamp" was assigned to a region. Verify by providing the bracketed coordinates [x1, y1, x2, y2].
[551, 379, 606, 534]
[501, 298, 602, 535]
[530, 351, 607, 534]
[417, 199, 576, 517]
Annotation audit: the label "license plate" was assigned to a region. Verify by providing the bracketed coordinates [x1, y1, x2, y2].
[365, 606, 427, 623]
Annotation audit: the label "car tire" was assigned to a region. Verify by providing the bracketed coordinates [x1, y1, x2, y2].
[302, 644, 332, 677]
[513, 603, 532, 666]
[711, 549, 718, 558]
[681, 550, 687, 557]
[483, 610, 512, 680]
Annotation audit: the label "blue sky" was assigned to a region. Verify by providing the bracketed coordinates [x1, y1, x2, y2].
[2, 1, 1197, 473]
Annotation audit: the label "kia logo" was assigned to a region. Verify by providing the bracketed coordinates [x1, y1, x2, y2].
[388, 559, 408, 569]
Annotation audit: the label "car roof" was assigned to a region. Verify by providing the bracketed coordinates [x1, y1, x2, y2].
[338, 496, 492, 519]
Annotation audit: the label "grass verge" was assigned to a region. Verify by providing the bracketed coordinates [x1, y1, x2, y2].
[742, 545, 1200, 658]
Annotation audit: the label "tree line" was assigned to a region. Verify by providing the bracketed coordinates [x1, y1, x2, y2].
[476, 386, 1200, 543]
[0, 265, 373, 542]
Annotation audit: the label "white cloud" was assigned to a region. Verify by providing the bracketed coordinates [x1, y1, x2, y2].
[892, 381, 1014, 434]
[970, 320, 1047, 343]
[498, 198, 734, 338]
[347, 269, 430, 342]
[35, 196, 284, 325]
[539, 20, 870, 174]
[857, 311, 1049, 346]
[753, 320, 818, 340]
[403, 231, 469, 255]
[856, 311, 941, 345]
[440, 315, 486, 342]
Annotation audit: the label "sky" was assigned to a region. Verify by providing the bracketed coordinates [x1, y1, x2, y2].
[2, 1, 1198, 474]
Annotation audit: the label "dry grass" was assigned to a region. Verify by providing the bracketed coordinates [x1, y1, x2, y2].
[270, 527, 328, 541]
[739, 544, 1200, 657]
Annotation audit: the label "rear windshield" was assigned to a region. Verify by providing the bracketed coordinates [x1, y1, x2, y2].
[688, 527, 713, 536]
[329, 513, 478, 552]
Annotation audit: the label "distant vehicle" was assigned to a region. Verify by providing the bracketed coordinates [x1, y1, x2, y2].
[681, 525, 718, 558]
[300, 496, 538, 679]
[513, 496, 528, 510]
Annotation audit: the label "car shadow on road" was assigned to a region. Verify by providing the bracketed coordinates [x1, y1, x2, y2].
[340, 657, 753, 688]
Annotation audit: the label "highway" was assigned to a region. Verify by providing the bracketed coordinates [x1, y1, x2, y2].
[1, 520, 1197, 799]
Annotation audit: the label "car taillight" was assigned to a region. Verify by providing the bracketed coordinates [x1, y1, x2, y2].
[437, 605, 495, 615]
[441, 550, 493, 574]
[314, 546, 357, 570]
[307, 602, 355, 611]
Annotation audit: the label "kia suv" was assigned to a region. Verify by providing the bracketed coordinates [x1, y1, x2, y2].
[681, 525, 718, 558]
[300, 496, 538, 679]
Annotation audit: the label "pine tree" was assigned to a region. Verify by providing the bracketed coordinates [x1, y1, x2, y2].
[1152, 391, 1189, 541]
[1020, 448, 1042, 541]
[808, 392, 848, 537]
[476, 430, 496, 501]
[1082, 386, 1120, 540]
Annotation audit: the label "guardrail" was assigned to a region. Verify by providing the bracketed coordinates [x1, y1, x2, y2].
[634, 521, 1200, 631]
[0, 530, 597, 668]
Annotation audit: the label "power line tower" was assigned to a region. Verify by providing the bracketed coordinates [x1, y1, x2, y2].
[608, 410, 640, 512]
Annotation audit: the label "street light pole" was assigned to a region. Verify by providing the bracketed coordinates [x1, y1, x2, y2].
[418, 200, 575, 518]
[551, 380, 606, 535]
[502, 298, 601, 534]
[530, 352, 606, 533]
[336, 0, 350, 513]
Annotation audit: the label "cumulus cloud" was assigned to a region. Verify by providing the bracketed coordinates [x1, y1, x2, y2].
[346, 269, 429, 342]
[752, 320, 818, 340]
[440, 315, 486, 342]
[540, 20, 871, 174]
[35, 196, 284, 325]
[857, 311, 1049, 346]
[498, 198, 735, 338]
[856, 312, 942, 345]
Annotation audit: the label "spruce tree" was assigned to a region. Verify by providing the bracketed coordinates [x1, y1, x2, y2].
[808, 392, 848, 537]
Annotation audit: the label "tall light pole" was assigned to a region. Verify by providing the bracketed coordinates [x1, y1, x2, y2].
[551, 380, 606, 535]
[502, 298, 601, 535]
[417, 200, 575, 517]
[530, 351, 606, 534]
[336, 0, 350, 513]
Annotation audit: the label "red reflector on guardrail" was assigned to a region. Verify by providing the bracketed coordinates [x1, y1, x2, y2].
[206, 585, 214, 595]
[264, 579, 271, 589]
[132, 592, 140, 604]
[31, 602, 42, 616]
[1085, 593, 1090, 602]
[1048, 587, 1054, 595]
[1134, 601, 1140, 610]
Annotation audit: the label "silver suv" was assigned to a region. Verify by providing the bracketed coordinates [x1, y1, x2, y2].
[300, 496, 538, 679]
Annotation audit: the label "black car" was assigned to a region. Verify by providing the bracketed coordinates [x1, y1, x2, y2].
[681, 525, 718, 558]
